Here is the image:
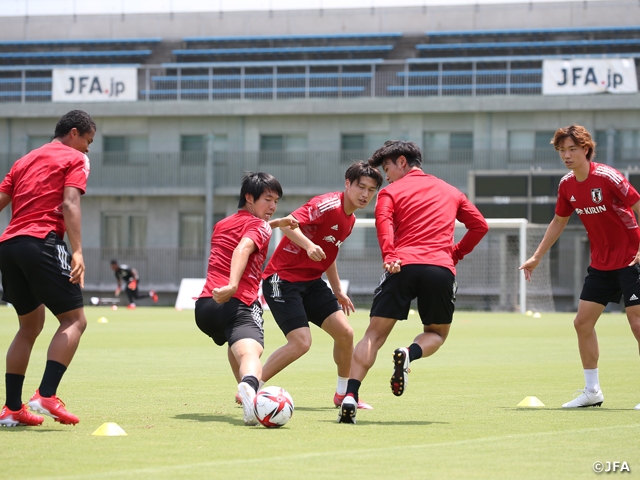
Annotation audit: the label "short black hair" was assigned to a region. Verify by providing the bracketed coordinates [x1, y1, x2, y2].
[54, 110, 96, 139]
[110, 259, 118, 265]
[238, 172, 283, 208]
[369, 140, 422, 168]
[345, 161, 383, 189]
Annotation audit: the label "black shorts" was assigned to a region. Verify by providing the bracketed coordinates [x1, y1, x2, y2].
[370, 264, 457, 325]
[194, 296, 264, 347]
[580, 265, 640, 307]
[0, 232, 83, 316]
[262, 274, 340, 336]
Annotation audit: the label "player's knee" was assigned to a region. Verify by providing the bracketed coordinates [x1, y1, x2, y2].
[287, 332, 312, 356]
[333, 324, 353, 346]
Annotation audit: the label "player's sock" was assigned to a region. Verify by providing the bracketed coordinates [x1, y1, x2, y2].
[345, 379, 361, 403]
[5, 373, 25, 411]
[241, 375, 259, 394]
[38, 360, 67, 397]
[408, 343, 423, 362]
[336, 376, 348, 395]
[258, 380, 265, 390]
[584, 368, 600, 393]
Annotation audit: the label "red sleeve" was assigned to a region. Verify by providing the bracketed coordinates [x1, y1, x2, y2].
[242, 219, 272, 251]
[555, 181, 574, 217]
[611, 176, 640, 207]
[374, 189, 400, 264]
[451, 196, 489, 264]
[0, 170, 13, 197]
[290, 195, 328, 226]
[64, 152, 89, 195]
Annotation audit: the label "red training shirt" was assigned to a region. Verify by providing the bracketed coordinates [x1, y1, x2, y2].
[375, 169, 488, 275]
[199, 210, 273, 306]
[263, 191, 355, 282]
[0, 142, 90, 243]
[556, 161, 640, 271]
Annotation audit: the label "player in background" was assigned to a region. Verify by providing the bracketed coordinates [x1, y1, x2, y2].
[338, 141, 488, 424]
[194, 172, 297, 426]
[519, 125, 640, 409]
[260, 161, 383, 410]
[110, 260, 158, 309]
[0, 110, 95, 426]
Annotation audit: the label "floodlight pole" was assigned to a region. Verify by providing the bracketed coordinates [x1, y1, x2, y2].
[204, 134, 215, 276]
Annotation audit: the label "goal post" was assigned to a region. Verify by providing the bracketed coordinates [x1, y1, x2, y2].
[326, 217, 555, 313]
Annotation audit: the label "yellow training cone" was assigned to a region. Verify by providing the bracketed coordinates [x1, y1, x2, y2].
[97, 317, 108, 323]
[92, 422, 127, 436]
[517, 396, 545, 407]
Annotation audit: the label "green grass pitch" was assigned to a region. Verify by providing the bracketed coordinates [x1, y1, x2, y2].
[1, 306, 639, 479]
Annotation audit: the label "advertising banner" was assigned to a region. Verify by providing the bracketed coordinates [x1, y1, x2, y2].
[542, 58, 638, 95]
[52, 67, 138, 102]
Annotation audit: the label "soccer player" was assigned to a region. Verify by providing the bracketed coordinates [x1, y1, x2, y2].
[519, 125, 640, 410]
[260, 161, 383, 409]
[194, 172, 297, 426]
[110, 260, 158, 309]
[338, 140, 488, 424]
[0, 110, 95, 426]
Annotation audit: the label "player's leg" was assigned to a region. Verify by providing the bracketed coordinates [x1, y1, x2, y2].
[125, 287, 136, 308]
[261, 327, 312, 383]
[620, 266, 640, 409]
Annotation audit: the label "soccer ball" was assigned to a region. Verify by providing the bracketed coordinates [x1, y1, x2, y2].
[253, 386, 294, 428]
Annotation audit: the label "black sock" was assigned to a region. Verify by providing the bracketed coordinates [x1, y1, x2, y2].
[241, 375, 259, 393]
[38, 360, 67, 398]
[5, 373, 25, 411]
[345, 379, 361, 403]
[408, 343, 423, 362]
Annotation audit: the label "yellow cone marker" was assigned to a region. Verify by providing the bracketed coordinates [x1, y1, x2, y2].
[532, 312, 542, 318]
[517, 396, 545, 407]
[97, 317, 108, 323]
[92, 422, 127, 436]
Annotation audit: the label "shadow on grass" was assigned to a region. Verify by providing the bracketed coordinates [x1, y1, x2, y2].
[506, 407, 632, 412]
[319, 419, 449, 426]
[173, 413, 244, 426]
[1, 427, 65, 433]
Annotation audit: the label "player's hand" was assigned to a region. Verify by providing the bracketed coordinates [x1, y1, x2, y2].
[280, 217, 299, 230]
[335, 291, 355, 316]
[69, 251, 85, 288]
[306, 244, 326, 262]
[383, 260, 402, 274]
[629, 252, 640, 267]
[213, 285, 237, 304]
[518, 256, 539, 282]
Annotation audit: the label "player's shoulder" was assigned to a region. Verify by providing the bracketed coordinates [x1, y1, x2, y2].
[313, 191, 342, 210]
[592, 162, 626, 185]
[559, 171, 575, 186]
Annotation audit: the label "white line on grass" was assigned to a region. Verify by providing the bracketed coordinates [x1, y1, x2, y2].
[39, 422, 640, 480]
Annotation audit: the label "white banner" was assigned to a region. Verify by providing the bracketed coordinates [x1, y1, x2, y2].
[543, 58, 638, 95]
[52, 67, 138, 102]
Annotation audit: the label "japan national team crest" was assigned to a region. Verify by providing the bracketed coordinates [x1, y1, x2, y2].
[591, 188, 603, 204]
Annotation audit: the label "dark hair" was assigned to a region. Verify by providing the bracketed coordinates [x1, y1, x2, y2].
[238, 172, 283, 208]
[54, 110, 96, 139]
[345, 161, 383, 189]
[369, 140, 422, 168]
[551, 125, 596, 161]
[110, 259, 118, 265]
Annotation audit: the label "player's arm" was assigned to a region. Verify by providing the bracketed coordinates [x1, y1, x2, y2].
[325, 260, 355, 315]
[519, 214, 570, 281]
[375, 191, 401, 273]
[280, 214, 326, 262]
[452, 197, 489, 265]
[0, 192, 11, 212]
[213, 237, 256, 303]
[269, 216, 299, 230]
[629, 199, 640, 266]
[62, 186, 85, 288]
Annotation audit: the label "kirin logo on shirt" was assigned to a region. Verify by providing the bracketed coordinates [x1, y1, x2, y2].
[591, 188, 603, 204]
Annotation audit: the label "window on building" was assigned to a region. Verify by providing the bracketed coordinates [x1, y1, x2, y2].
[179, 213, 204, 250]
[27, 135, 51, 153]
[260, 134, 308, 164]
[180, 135, 205, 165]
[508, 131, 556, 163]
[101, 214, 147, 250]
[424, 132, 473, 162]
[103, 135, 149, 165]
[534, 131, 556, 161]
[341, 134, 366, 163]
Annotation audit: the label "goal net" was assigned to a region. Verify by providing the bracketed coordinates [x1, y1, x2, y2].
[324, 218, 555, 313]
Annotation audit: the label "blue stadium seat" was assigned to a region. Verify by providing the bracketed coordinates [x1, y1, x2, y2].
[141, 86, 366, 96]
[152, 72, 373, 82]
[426, 26, 640, 38]
[387, 84, 540, 92]
[0, 50, 152, 60]
[397, 69, 541, 77]
[416, 39, 640, 51]
[173, 45, 394, 57]
[0, 38, 161, 47]
[183, 33, 403, 43]
[162, 59, 384, 68]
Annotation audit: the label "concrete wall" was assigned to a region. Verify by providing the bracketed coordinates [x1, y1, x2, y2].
[0, 1, 638, 41]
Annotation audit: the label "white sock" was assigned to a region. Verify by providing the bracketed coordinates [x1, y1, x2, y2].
[336, 376, 348, 395]
[584, 368, 600, 393]
[258, 380, 265, 390]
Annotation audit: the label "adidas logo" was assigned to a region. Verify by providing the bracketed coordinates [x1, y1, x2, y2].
[331, 224, 338, 230]
[631, 294, 639, 301]
[570, 196, 576, 202]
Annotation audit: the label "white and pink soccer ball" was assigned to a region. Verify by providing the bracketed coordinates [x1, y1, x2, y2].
[253, 386, 294, 428]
